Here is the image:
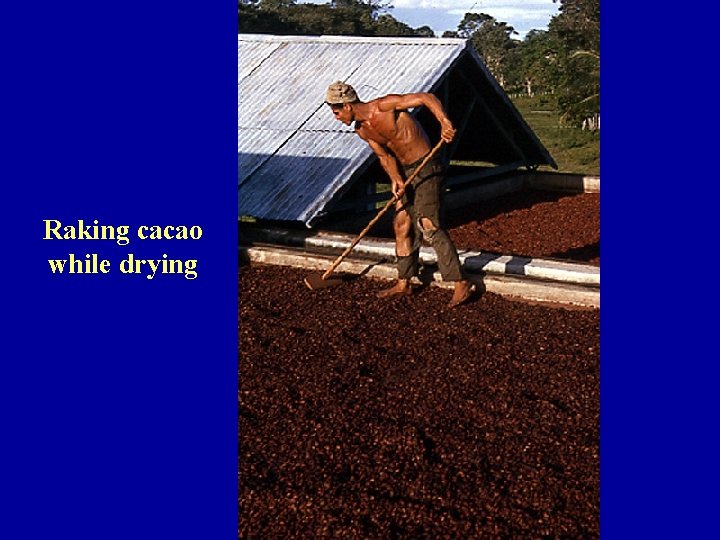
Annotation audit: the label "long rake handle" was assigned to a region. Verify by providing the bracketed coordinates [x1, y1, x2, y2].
[321, 139, 444, 280]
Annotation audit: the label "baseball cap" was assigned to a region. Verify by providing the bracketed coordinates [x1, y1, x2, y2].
[325, 81, 358, 105]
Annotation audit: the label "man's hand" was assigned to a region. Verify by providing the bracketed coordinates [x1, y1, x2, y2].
[440, 119, 456, 144]
[392, 182, 405, 199]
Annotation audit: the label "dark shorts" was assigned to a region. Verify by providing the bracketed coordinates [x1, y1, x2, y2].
[394, 152, 463, 281]
[400, 153, 443, 227]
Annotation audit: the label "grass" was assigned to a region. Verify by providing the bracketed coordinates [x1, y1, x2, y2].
[511, 94, 600, 176]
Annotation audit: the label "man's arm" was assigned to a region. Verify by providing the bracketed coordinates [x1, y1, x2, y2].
[377, 93, 456, 143]
[364, 137, 406, 198]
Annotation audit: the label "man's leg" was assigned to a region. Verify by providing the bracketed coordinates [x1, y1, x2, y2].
[417, 216, 472, 307]
[418, 216, 461, 279]
[413, 164, 473, 308]
[378, 202, 417, 298]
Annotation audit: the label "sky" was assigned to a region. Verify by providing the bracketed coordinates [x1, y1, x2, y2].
[298, 1, 561, 40]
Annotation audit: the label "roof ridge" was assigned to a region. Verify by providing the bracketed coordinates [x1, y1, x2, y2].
[237, 33, 467, 47]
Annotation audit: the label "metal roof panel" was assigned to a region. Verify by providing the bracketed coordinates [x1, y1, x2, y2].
[238, 130, 371, 224]
[237, 34, 553, 226]
[238, 35, 466, 225]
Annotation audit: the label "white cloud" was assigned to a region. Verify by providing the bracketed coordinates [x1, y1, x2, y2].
[448, 6, 555, 23]
[390, 1, 560, 38]
[392, 0, 556, 9]
[298, 0, 560, 39]
[391, 0, 460, 7]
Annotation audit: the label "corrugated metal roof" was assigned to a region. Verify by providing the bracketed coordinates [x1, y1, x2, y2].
[238, 34, 468, 226]
[239, 130, 369, 224]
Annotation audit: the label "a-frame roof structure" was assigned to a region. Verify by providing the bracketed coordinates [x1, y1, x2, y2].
[238, 33, 555, 227]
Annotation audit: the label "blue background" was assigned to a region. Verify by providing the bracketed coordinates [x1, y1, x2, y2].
[3, 1, 720, 538]
[601, 2, 719, 538]
[2, 2, 238, 538]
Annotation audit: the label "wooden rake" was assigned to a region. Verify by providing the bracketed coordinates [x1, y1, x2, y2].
[304, 139, 444, 290]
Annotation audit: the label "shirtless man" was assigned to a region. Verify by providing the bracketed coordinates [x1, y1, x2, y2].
[325, 81, 473, 308]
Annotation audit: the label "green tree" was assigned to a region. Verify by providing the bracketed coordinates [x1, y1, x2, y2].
[239, 0, 434, 38]
[239, 1, 293, 33]
[548, 0, 599, 125]
[258, 0, 296, 9]
[293, 3, 369, 35]
[372, 14, 417, 36]
[456, 13, 517, 87]
[507, 30, 560, 97]
[414, 25, 435, 38]
[330, 0, 391, 22]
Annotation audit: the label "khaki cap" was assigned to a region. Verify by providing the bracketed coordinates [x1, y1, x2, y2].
[325, 81, 358, 105]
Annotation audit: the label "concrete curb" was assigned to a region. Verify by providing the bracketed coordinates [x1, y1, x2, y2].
[526, 172, 600, 193]
[241, 226, 600, 288]
[241, 245, 599, 309]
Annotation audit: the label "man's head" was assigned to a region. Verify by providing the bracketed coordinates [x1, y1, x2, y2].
[326, 81, 359, 126]
[325, 81, 358, 105]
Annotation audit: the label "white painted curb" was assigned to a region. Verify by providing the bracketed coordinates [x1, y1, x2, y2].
[240, 245, 600, 309]
[242, 227, 600, 288]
